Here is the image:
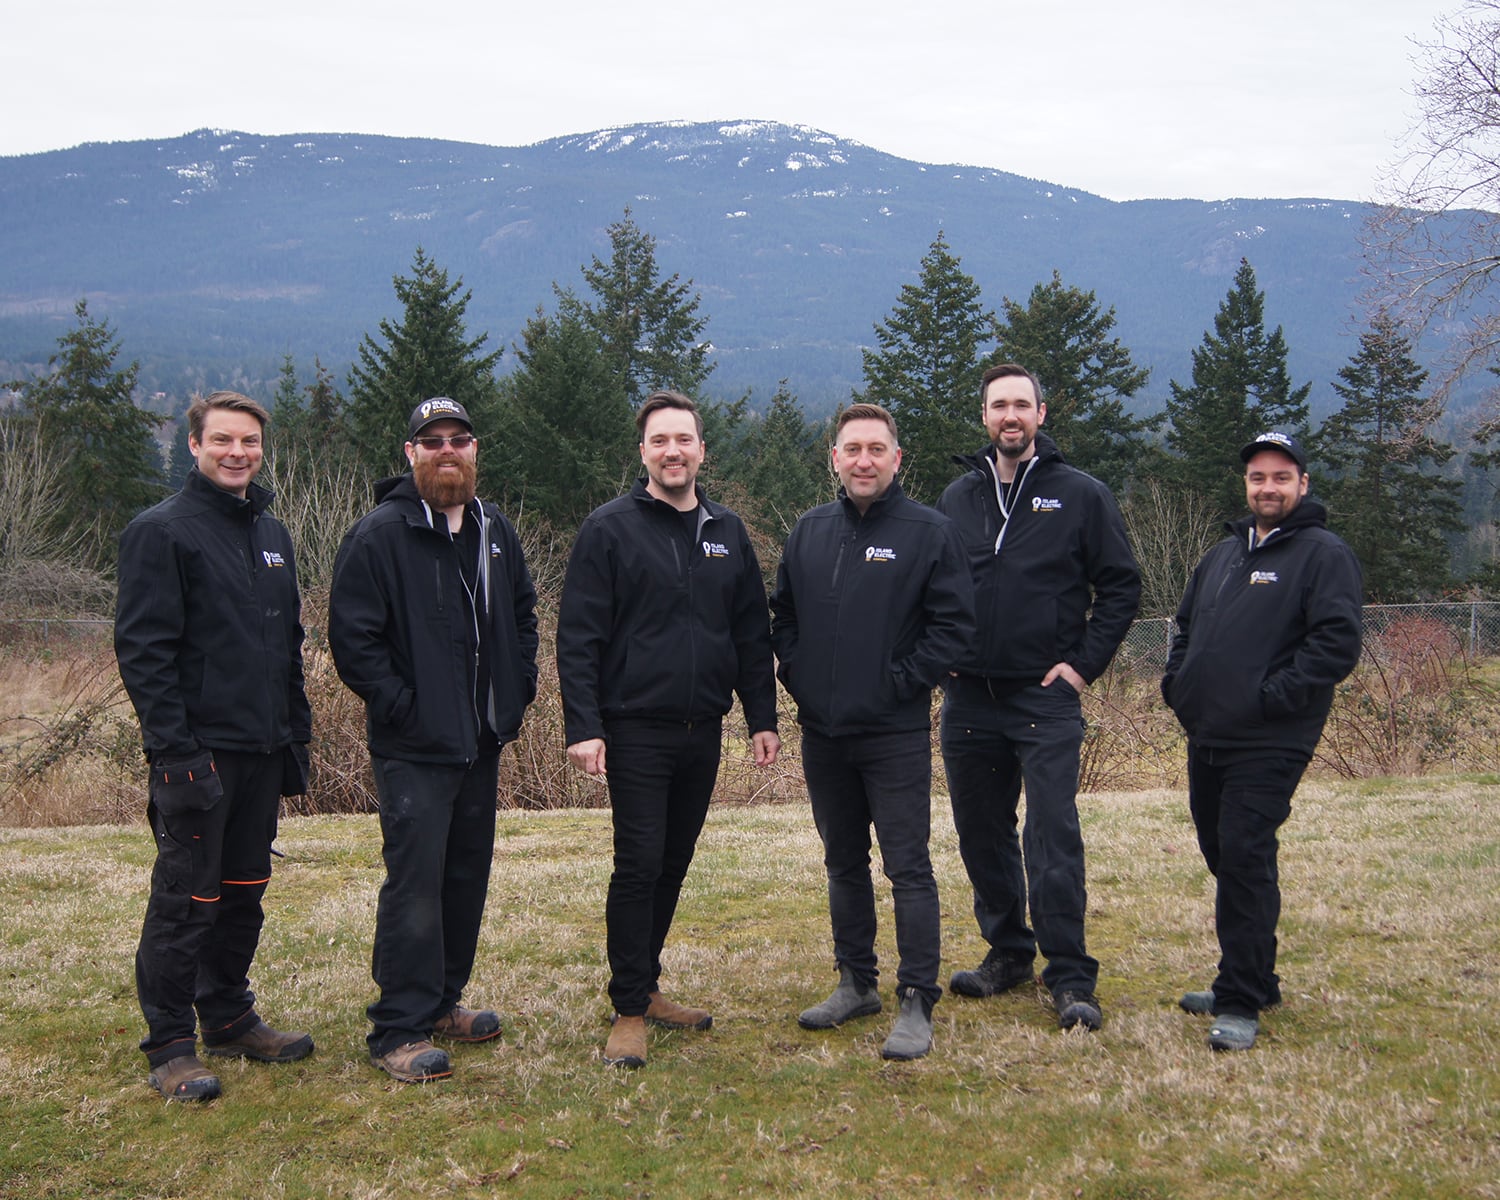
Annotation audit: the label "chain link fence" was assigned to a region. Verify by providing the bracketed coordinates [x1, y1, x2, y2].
[1113, 601, 1500, 676]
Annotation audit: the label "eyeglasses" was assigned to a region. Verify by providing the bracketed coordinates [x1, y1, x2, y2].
[413, 434, 477, 450]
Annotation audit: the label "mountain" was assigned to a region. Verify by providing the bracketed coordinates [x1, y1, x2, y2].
[0, 121, 1462, 413]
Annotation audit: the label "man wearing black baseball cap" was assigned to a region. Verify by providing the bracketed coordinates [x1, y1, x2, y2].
[1161, 431, 1362, 1051]
[330, 398, 538, 1083]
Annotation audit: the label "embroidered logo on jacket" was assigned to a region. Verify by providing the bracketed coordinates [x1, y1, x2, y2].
[490, 542, 505, 558]
[702, 540, 730, 558]
[1032, 497, 1063, 512]
[1249, 570, 1279, 585]
[261, 550, 286, 568]
[865, 547, 897, 563]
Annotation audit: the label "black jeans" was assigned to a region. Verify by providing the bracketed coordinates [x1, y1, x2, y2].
[800, 727, 941, 1008]
[367, 753, 499, 1056]
[604, 718, 723, 1016]
[135, 749, 281, 1066]
[1187, 745, 1306, 1018]
[940, 677, 1097, 997]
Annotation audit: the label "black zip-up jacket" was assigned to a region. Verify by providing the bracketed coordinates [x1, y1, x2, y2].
[769, 481, 976, 737]
[1162, 497, 1363, 757]
[557, 480, 778, 745]
[115, 468, 311, 759]
[936, 434, 1140, 683]
[329, 475, 538, 764]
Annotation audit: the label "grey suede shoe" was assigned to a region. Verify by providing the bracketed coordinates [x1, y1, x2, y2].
[880, 993, 933, 1060]
[1179, 989, 1215, 1015]
[1208, 1013, 1258, 1051]
[798, 966, 882, 1030]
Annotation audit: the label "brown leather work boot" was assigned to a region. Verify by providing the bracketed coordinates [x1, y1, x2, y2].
[204, 1019, 314, 1063]
[370, 1040, 452, 1083]
[148, 1054, 221, 1101]
[433, 1005, 502, 1043]
[603, 1015, 647, 1068]
[646, 991, 713, 1030]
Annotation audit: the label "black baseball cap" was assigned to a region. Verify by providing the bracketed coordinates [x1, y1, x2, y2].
[1239, 431, 1307, 471]
[408, 397, 473, 440]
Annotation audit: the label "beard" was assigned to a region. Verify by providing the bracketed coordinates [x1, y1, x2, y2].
[413, 456, 477, 508]
[994, 430, 1036, 460]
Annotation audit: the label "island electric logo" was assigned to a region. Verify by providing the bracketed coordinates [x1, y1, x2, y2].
[1249, 570, 1279, 585]
[1031, 497, 1063, 512]
[702, 540, 730, 558]
[865, 547, 897, 563]
[261, 550, 286, 568]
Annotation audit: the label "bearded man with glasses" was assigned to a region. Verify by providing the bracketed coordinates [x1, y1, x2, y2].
[330, 397, 539, 1084]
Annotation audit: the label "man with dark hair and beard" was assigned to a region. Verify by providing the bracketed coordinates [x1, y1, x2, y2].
[936, 364, 1139, 1033]
[330, 398, 538, 1084]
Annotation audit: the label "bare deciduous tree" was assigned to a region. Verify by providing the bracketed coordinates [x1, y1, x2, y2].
[1366, 0, 1500, 421]
[1121, 477, 1223, 619]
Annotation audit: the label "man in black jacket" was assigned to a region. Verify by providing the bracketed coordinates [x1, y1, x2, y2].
[557, 391, 780, 1070]
[330, 398, 538, 1083]
[936, 364, 1140, 1033]
[1163, 432, 1362, 1051]
[771, 403, 975, 1061]
[116, 390, 315, 1102]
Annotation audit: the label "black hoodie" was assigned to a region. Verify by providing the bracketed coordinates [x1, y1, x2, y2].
[329, 475, 538, 764]
[1162, 497, 1363, 757]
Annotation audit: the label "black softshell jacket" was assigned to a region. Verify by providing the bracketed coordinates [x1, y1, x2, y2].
[936, 434, 1141, 683]
[769, 481, 976, 737]
[1162, 497, 1363, 756]
[556, 480, 778, 745]
[329, 476, 538, 764]
[115, 468, 311, 759]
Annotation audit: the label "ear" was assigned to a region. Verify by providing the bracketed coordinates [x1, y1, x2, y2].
[1037, 401, 1047, 427]
[403, 442, 417, 467]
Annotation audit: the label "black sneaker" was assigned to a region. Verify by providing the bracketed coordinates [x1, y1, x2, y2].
[950, 950, 1034, 998]
[1055, 990, 1103, 1031]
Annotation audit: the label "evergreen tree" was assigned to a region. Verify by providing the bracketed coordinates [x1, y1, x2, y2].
[347, 247, 502, 475]
[490, 308, 636, 527]
[10, 299, 164, 567]
[1318, 314, 1463, 600]
[860, 232, 997, 502]
[994, 270, 1156, 494]
[558, 209, 713, 408]
[720, 381, 827, 538]
[1164, 259, 1312, 522]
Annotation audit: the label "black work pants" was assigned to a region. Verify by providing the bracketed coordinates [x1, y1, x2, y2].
[604, 718, 723, 1016]
[1187, 745, 1306, 1018]
[135, 749, 281, 1067]
[940, 677, 1097, 997]
[367, 753, 499, 1056]
[800, 727, 941, 1009]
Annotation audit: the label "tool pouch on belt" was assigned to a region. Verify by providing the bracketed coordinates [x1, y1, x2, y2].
[150, 750, 223, 814]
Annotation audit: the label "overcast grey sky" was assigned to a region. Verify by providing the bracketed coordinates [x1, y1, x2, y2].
[7, 0, 1453, 201]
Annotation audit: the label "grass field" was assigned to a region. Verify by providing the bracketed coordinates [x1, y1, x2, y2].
[1, 778, 1497, 1199]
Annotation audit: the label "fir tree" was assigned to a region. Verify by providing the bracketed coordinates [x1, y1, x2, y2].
[1165, 259, 1311, 522]
[860, 232, 996, 502]
[490, 308, 635, 527]
[994, 270, 1156, 494]
[1319, 314, 1462, 600]
[347, 248, 501, 475]
[559, 209, 713, 408]
[11, 300, 164, 568]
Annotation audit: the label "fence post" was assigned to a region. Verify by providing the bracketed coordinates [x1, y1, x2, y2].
[1472, 601, 1480, 658]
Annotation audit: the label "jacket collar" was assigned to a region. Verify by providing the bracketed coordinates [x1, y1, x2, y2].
[837, 477, 906, 519]
[629, 477, 723, 521]
[953, 430, 1066, 478]
[1228, 495, 1329, 548]
[184, 466, 272, 517]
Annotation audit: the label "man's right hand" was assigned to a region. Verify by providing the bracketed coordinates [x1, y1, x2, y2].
[566, 738, 607, 778]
